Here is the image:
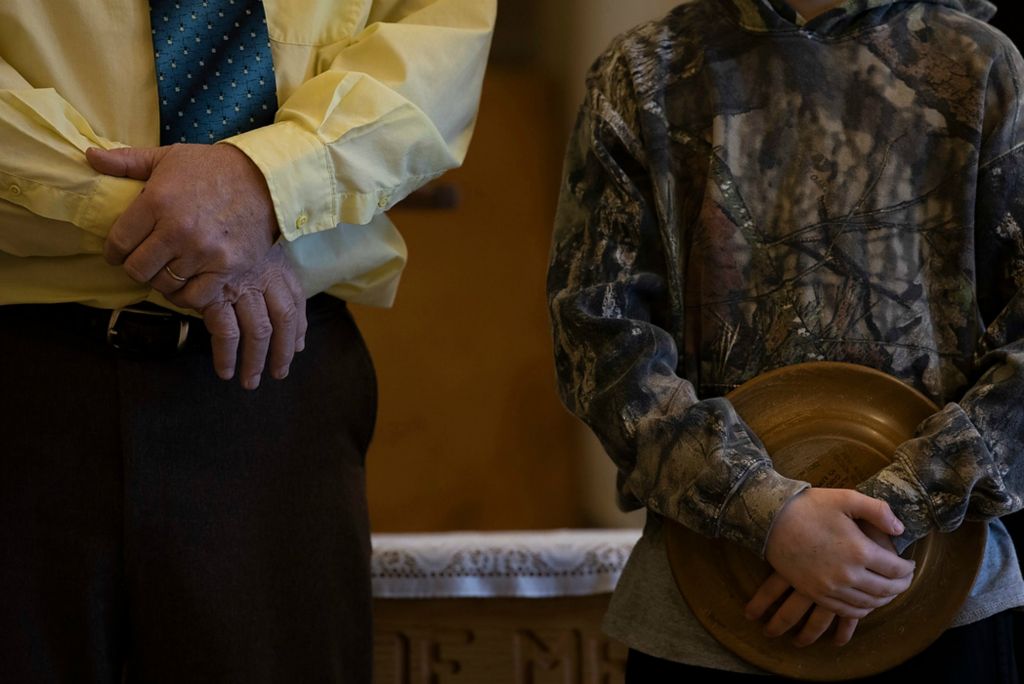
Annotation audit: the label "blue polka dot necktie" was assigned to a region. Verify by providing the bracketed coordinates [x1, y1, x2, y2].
[149, 0, 277, 145]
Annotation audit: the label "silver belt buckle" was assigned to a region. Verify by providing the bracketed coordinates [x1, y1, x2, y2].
[106, 306, 190, 352]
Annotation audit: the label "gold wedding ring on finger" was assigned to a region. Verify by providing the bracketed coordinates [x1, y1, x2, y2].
[164, 265, 188, 282]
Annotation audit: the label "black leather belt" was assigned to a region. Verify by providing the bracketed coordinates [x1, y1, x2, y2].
[99, 304, 202, 356]
[4, 295, 344, 358]
[1, 301, 210, 358]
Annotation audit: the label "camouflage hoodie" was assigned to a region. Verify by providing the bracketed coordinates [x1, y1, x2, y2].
[548, 0, 1024, 668]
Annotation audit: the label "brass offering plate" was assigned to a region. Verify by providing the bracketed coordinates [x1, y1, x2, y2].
[665, 362, 986, 681]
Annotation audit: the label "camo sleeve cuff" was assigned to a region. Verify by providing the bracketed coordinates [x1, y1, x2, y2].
[718, 466, 811, 558]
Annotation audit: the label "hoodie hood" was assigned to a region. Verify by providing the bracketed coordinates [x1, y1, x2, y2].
[727, 0, 996, 35]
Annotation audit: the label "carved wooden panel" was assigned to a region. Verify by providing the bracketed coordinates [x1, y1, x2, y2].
[374, 597, 627, 684]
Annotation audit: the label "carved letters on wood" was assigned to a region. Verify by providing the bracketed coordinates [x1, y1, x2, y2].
[514, 629, 581, 684]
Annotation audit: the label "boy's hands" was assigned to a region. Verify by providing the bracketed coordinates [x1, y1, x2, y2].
[761, 488, 914, 617]
[747, 520, 908, 647]
[746, 579, 860, 647]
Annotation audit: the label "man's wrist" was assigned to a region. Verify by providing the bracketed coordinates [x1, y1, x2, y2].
[216, 143, 281, 245]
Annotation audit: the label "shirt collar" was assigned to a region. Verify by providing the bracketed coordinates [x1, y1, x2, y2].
[726, 0, 996, 35]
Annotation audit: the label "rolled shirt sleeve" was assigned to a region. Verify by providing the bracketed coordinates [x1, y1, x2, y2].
[223, 0, 496, 242]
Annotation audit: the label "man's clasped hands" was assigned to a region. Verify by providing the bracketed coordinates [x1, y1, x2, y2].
[747, 487, 916, 648]
[87, 143, 306, 390]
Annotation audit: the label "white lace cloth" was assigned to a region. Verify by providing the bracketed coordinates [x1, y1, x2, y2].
[370, 529, 642, 599]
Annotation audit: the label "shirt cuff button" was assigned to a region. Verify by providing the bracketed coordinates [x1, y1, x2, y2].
[9, 184, 22, 196]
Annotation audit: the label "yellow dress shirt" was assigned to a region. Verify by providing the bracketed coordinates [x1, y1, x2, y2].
[0, 0, 495, 309]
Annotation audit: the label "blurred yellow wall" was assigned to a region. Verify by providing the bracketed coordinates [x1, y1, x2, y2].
[355, 69, 581, 531]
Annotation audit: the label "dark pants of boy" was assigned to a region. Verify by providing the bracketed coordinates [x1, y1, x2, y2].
[626, 610, 1021, 683]
[0, 295, 377, 683]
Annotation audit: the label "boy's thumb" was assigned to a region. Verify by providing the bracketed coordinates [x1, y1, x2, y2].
[847, 492, 904, 536]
